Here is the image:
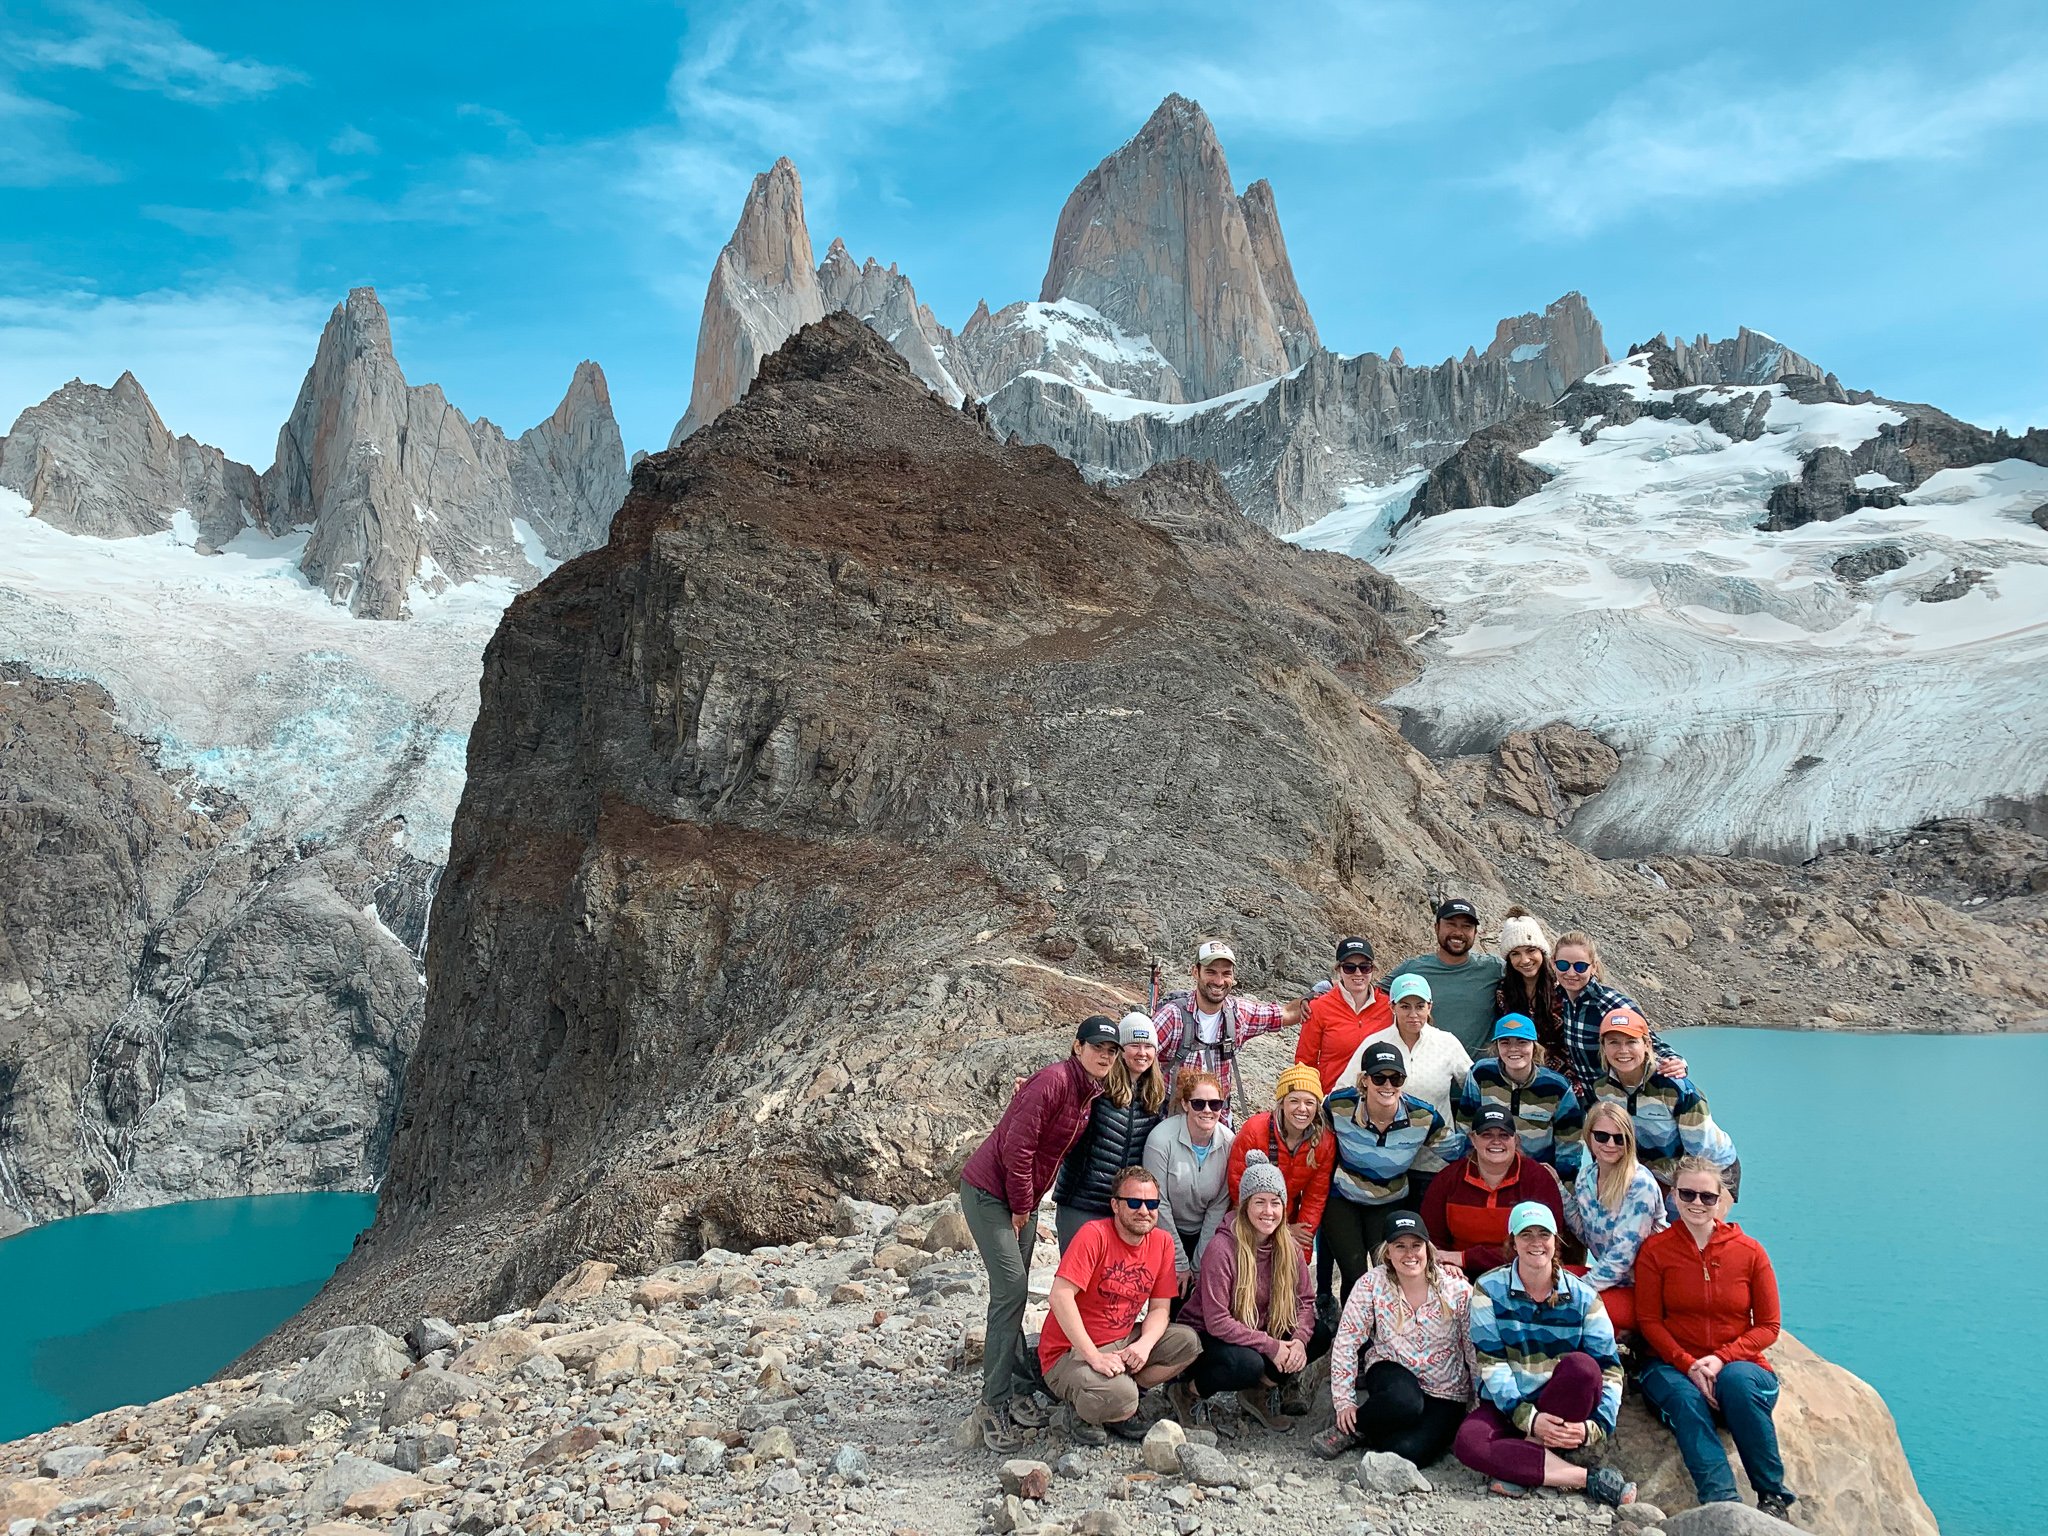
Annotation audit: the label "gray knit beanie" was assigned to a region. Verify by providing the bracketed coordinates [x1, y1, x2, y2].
[1237, 1149, 1289, 1204]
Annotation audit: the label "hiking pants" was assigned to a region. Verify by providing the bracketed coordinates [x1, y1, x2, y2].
[1352, 1360, 1466, 1467]
[961, 1178, 1039, 1409]
[1187, 1333, 1299, 1399]
[1454, 1349, 1604, 1485]
[1053, 1202, 1099, 1253]
[1044, 1325, 1201, 1424]
[1321, 1192, 1419, 1300]
[1637, 1359, 1792, 1505]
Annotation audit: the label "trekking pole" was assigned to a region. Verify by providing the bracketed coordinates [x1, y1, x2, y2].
[1147, 957, 1161, 1015]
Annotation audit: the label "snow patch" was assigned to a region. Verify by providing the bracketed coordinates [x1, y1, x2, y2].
[1508, 342, 1548, 363]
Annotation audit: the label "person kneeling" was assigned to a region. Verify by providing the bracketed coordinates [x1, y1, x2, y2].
[1313, 1211, 1473, 1464]
[1040, 1166, 1202, 1445]
[1455, 1202, 1637, 1508]
[1170, 1151, 1313, 1432]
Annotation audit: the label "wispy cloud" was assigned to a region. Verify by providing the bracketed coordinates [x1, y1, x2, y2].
[0, 287, 331, 464]
[27, 0, 301, 105]
[328, 126, 378, 157]
[0, 77, 114, 186]
[1503, 52, 2048, 235]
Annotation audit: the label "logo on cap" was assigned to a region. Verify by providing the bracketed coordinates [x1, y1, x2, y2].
[1472, 1105, 1516, 1135]
[1435, 898, 1479, 922]
[1335, 936, 1373, 962]
[1389, 974, 1432, 1004]
[1599, 1007, 1650, 1039]
[1076, 1015, 1120, 1047]
[1360, 1042, 1406, 1075]
[1195, 940, 1237, 966]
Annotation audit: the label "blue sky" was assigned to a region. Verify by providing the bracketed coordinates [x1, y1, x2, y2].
[2, 0, 2043, 463]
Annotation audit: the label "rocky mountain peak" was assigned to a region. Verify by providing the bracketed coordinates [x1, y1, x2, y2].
[1482, 290, 1610, 404]
[1038, 93, 1291, 399]
[502, 359, 630, 557]
[1238, 178, 1320, 366]
[813, 239, 964, 405]
[668, 156, 826, 445]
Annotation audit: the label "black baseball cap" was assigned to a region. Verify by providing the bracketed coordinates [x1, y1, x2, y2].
[1335, 936, 1374, 963]
[1435, 898, 1479, 922]
[1471, 1104, 1516, 1136]
[1383, 1211, 1429, 1245]
[1076, 1015, 1120, 1047]
[1359, 1042, 1406, 1078]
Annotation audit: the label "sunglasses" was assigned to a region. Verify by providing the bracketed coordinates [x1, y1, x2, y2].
[1554, 959, 1592, 974]
[1118, 1196, 1162, 1211]
[1673, 1187, 1720, 1205]
[1588, 1129, 1628, 1146]
[1188, 1097, 1227, 1112]
[1339, 961, 1374, 974]
[1366, 1071, 1406, 1087]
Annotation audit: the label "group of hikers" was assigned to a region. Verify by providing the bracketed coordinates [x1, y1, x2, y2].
[959, 901, 1790, 1521]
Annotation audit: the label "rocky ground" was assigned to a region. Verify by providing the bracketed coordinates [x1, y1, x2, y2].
[1, 1192, 1930, 1536]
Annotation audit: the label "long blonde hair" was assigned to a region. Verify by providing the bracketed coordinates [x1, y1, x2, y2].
[1374, 1228, 1462, 1319]
[1583, 1100, 1641, 1213]
[1228, 1198, 1304, 1338]
[1106, 1052, 1169, 1113]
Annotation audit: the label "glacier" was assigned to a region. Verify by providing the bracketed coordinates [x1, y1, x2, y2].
[1290, 358, 2048, 859]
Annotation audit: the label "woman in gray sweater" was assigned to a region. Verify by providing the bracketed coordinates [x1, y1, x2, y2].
[1143, 1069, 1237, 1283]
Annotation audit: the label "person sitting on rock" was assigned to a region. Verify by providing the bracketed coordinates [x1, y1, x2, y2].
[1456, 1202, 1637, 1508]
[1493, 907, 1569, 1067]
[1295, 935, 1391, 1094]
[1552, 930, 1686, 1096]
[1052, 1013, 1172, 1252]
[1323, 1041, 1464, 1299]
[1223, 1064, 1334, 1253]
[1561, 1101, 1666, 1335]
[1386, 898, 1505, 1057]
[1633, 1156, 1795, 1523]
[1150, 938, 1304, 1115]
[958, 1014, 1121, 1451]
[1591, 1009, 1738, 1209]
[1421, 1103, 1573, 1277]
[1143, 1070, 1237, 1285]
[1313, 1209, 1475, 1465]
[1170, 1151, 1314, 1433]
[1039, 1165, 1202, 1446]
[1339, 973, 1474, 1124]
[1459, 1013, 1585, 1178]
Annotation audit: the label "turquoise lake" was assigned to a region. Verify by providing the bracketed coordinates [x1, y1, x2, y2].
[0, 1032, 2039, 1535]
[0, 1191, 376, 1442]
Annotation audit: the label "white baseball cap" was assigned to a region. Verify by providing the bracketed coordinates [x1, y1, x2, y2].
[1195, 940, 1237, 965]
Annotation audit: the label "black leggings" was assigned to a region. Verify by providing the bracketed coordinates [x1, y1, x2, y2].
[1353, 1360, 1465, 1467]
[1321, 1188, 1426, 1300]
[1190, 1335, 1298, 1399]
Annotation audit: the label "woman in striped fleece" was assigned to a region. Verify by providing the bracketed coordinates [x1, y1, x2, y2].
[1592, 1009, 1738, 1210]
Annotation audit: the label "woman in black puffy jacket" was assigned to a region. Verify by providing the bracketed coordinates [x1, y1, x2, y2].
[1052, 1012, 1172, 1250]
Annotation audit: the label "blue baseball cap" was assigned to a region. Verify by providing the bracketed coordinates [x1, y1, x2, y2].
[1492, 1013, 1538, 1041]
[1389, 974, 1432, 1004]
[1507, 1201, 1558, 1236]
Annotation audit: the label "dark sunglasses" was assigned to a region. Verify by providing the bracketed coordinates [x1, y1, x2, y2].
[1188, 1097, 1227, 1111]
[1118, 1196, 1162, 1211]
[1366, 1071, 1407, 1087]
[1588, 1129, 1628, 1146]
[1673, 1187, 1720, 1205]
[1339, 961, 1374, 974]
[1554, 959, 1592, 974]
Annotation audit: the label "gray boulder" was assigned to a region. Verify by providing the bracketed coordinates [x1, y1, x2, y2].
[379, 1368, 486, 1428]
[218, 1396, 314, 1449]
[1663, 1505, 1795, 1536]
[406, 1317, 463, 1358]
[37, 1445, 103, 1478]
[282, 1325, 413, 1407]
[1174, 1441, 1247, 1488]
[1356, 1450, 1431, 1495]
[301, 1451, 412, 1515]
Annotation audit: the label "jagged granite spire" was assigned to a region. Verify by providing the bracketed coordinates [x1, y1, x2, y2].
[1482, 292, 1610, 405]
[508, 360, 631, 557]
[668, 157, 825, 445]
[1239, 179, 1320, 367]
[816, 238, 965, 405]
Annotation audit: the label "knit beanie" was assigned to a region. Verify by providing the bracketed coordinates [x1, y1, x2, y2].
[1237, 1150, 1289, 1204]
[1274, 1064, 1323, 1103]
[1497, 911, 1550, 956]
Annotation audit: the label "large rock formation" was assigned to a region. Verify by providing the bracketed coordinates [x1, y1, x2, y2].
[0, 372, 263, 547]
[1482, 291, 1612, 405]
[668, 158, 826, 445]
[816, 239, 963, 405]
[497, 359, 631, 558]
[0, 664, 426, 1230]
[1039, 94, 1291, 400]
[1238, 179, 1320, 368]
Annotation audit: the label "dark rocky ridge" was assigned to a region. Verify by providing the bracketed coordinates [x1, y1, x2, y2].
[259, 317, 2047, 1355]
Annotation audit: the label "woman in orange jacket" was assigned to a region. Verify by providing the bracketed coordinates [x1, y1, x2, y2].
[1295, 937, 1390, 1093]
[1225, 1065, 1335, 1247]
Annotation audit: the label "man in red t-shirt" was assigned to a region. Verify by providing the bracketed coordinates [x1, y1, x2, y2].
[1040, 1166, 1201, 1444]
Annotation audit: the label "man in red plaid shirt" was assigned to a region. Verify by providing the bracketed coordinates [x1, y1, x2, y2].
[1150, 939, 1305, 1115]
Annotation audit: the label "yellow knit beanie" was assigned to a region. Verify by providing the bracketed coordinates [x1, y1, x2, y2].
[1275, 1064, 1324, 1102]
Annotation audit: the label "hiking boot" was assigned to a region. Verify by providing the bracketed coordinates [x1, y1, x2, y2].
[1166, 1377, 1200, 1425]
[965, 1403, 1023, 1453]
[1238, 1386, 1293, 1432]
[1105, 1413, 1150, 1442]
[1006, 1392, 1051, 1429]
[1059, 1404, 1108, 1447]
[1560, 1437, 1606, 1470]
[1310, 1424, 1357, 1460]
[1585, 1468, 1637, 1508]
[1758, 1490, 1796, 1523]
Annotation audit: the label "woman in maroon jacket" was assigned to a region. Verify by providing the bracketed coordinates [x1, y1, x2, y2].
[959, 1015, 1121, 1451]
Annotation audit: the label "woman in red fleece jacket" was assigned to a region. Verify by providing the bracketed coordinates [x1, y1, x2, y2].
[1633, 1156, 1795, 1521]
[1225, 1064, 1335, 1246]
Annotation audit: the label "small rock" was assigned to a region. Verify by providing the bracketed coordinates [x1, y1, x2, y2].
[406, 1318, 462, 1358]
[1162, 1485, 1195, 1510]
[988, 1493, 1030, 1534]
[682, 1438, 725, 1476]
[1054, 1452, 1088, 1480]
[539, 1259, 618, 1306]
[1174, 1442, 1245, 1489]
[763, 1468, 802, 1498]
[749, 1426, 798, 1463]
[1356, 1450, 1431, 1496]
[218, 1398, 313, 1450]
[449, 1329, 545, 1379]
[631, 1279, 688, 1311]
[522, 1426, 603, 1467]
[284, 1327, 413, 1409]
[1140, 1418, 1186, 1474]
[303, 1452, 419, 1516]
[379, 1370, 485, 1430]
[829, 1444, 870, 1485]
[339, 1471, 433, 1518]
[832, 1282, 870, 1305]
[36, 1447, 104, 1479]
[871, 1243, 933, 1277]
[923, 1209, 974, 1252]
[1619, 1506, 1668, 1528]
[998, 1459, 1052, 1499]
[1075, 1511, 1130, 1536]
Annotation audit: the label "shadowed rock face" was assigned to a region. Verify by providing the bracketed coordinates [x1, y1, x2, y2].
[1238, 179, 1320, 368]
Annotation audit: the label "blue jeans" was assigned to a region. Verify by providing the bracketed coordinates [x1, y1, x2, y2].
[1637, 1359, 1792, 1504]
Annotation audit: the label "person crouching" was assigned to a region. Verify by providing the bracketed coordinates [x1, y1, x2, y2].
[1170, 1151, 1314, 1433]
[1039, 1166, 1202, 1446]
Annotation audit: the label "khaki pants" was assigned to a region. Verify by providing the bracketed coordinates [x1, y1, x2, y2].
[1044, 1322, 1201, 1424]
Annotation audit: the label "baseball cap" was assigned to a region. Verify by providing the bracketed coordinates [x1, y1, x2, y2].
[1389, 974, 1432, 1005]
[1359, 1042, 1406, 1078]
[1435, 898, 1479, 922]
[1382, 1211, 1429, 1246]
[1599, 1007, 1651, 1040]
[1195, 939, 1237, 966]
[1507, 1201, 1558, 1235]
[1335, 936, 1374, 964]
[1076, 1015, 1120, 1047]
[1117, 1012, 1156, 1047]
[1471, 1104, 1517, 1136]
[1491, 1013, 1538, 1042]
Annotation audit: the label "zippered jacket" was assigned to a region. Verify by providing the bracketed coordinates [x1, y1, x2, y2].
[1053, 1092, 1168, 1217]
[1458, 1057, 1586, 1178]
[961, 1055, 1103, 1216]
[1142, 1113, 1237, 1277]
[1295, 983, 1391, 1094]
[1590, 1067, 1737, 1188]
[1634, 1219, 1780, 1374]
[1469, 1263, 1625, 1445]
[1324, 1088, 1462, 1206]
[1563, 1160, 1667, 1291]
[1223, 1110, 1335, 1233]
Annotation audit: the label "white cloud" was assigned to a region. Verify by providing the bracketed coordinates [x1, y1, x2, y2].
[1503, 53, 2048, 235]
[28, 1, 300, 105]
[0, 78, 113, 186]
[0, 288, 333, 465]
[328, 125, 378, 156]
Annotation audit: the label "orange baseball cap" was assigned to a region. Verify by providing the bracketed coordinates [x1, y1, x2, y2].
[1599, 1007, 1650, 1039]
